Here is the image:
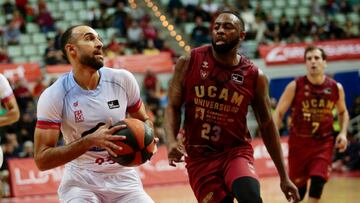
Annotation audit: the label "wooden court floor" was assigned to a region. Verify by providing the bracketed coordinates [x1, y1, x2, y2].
[2, 176, 359, 203]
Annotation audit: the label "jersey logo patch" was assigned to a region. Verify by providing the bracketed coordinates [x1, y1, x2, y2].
[324, 88, 332, 94]
[108, 100, 120, 109]
[201, 61, 209, 69]
[231, 73, 244, 84]
[200, 70, 209, 80]
[74, 110, 84, 123]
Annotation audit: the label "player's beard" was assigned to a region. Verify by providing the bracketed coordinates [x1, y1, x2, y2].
[212, 37, 240, 54]
[79, 54, 104, 70]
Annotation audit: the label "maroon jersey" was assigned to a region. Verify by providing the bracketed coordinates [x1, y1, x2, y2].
[182, 45, 259, 156]
[289, 76, 339, 138]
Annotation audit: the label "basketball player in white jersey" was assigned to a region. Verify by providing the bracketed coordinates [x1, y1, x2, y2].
[0, 73, 20, 167]
[34, 25, 155, 203]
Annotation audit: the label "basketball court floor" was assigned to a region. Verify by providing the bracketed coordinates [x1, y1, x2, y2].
[2, 173, 359, 203]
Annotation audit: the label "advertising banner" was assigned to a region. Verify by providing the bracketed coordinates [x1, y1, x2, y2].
[259, 39, 360, 65]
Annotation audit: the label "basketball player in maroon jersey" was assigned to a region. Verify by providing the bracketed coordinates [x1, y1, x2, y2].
[165, 11, 300, 203]
[273, 45, 349, 203]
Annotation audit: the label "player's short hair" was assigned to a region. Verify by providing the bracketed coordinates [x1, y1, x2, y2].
[217, 10, 245, 31]
[304, 45, 327, 60]
[60, 25, 83, 62]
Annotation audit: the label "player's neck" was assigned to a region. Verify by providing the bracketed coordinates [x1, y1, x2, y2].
[212, 48, 240, 67]
[73, 66, 100, 90]
[306, 74, 325, 85]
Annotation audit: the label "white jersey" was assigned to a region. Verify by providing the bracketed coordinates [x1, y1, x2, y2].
[0, 74, 14, 102]
[36, 67, 142, 173]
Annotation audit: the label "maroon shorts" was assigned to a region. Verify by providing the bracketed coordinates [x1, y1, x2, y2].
[288, 135, 334, 187]
[185, 146, 257, 203]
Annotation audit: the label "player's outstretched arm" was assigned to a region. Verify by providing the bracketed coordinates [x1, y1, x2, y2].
[252, 71, 300, 202]
[34, 119, 126, 171]
[164, 55, 189, 166]
[335, 83, 349, 152]
[272, 81, 296, 129]
[0, 95, 20, 126]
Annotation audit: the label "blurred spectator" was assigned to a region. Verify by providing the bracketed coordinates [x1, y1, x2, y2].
[97, 7, 112, 29]
[278, 15, 292, 40]
[2, 0, 15, 16]
[13, 79, 33, 112]
[10, 10, 25, 33]
[193, 3, 212, 22]
[53, 28, 63, 50]
[98, 0, 114, 10]
[254, 1, 267, 21]
[4, 22, 21, 45]
[323, 0, 339, 16]
[105, 34, 125, 57]
[36, 7, 55, 33]
[240, 4, 255, 33]
[112, 1, 128, 37]
[15, 0, 28, 17]
[350, 96, 360, 118]
[264, 15, 278, 42]
[142, 21, 157, 40]
[143, 39, 160, 55]
[310, 0, 324, 16]
[327, 19, 344, 39]
[32, 76, 46, 101]
[44, 38, 65, 65]
[88, 7, 99, 28]
[143, 69, 161, 109]
[167, 0, 183, 17]
[24, 2, 36, 23]
[304, 15, 319, 37]
[338, 0, 352, 13]
[333, 132, 360, 172]
[18, 140, 33, 158]
[291, 16, 306, 41]
[343, 19, 359, 38]
[252, 15, 267, 43]
[190, 16, 210, 47]
[201, 0, 219, 16]
[127, 20, 144, 51]
[0, 48, 11, 64]
[37, 0, 46, 12]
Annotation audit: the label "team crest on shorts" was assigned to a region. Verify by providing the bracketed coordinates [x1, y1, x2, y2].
[74, 110, 84, 123]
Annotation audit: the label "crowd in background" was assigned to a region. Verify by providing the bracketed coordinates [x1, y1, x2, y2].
[168, 0, 359, 50]
[0, 0, 359, 197]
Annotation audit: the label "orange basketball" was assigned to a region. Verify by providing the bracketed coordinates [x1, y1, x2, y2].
[110, 118, 156, 167]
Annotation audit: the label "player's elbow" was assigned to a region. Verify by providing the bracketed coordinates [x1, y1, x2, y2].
[34, 153, 51, 171]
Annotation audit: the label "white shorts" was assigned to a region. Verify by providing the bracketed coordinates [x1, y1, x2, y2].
[58, 165, 154, 203]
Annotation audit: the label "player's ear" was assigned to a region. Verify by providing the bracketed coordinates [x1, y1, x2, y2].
[65, 44, 75, 54]
[239, 31, 246, 40]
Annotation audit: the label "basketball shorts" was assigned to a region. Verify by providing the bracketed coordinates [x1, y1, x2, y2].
[288, 135, 334, 187]
[58, 165, 154, 203]
[185, 147, 258, 203]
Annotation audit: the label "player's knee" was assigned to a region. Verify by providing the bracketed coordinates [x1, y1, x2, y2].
[298, 185, 307, 201]
[309, 176, 326, 199]
[232, 176, 262, 203]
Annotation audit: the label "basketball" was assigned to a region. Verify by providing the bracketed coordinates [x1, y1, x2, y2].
[110, 118, 156, 167]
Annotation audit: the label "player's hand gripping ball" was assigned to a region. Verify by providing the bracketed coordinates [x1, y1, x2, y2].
[110, 118, 156, 167]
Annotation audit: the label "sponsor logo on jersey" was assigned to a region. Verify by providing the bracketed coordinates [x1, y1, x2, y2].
[324, 88, 332, 94]
[108, 100, 120, 109]
[200, 69, 209, 80]
[201, 61, 209, 69]
[231, 73, 244, 84]
[74, 110, 84, 123]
